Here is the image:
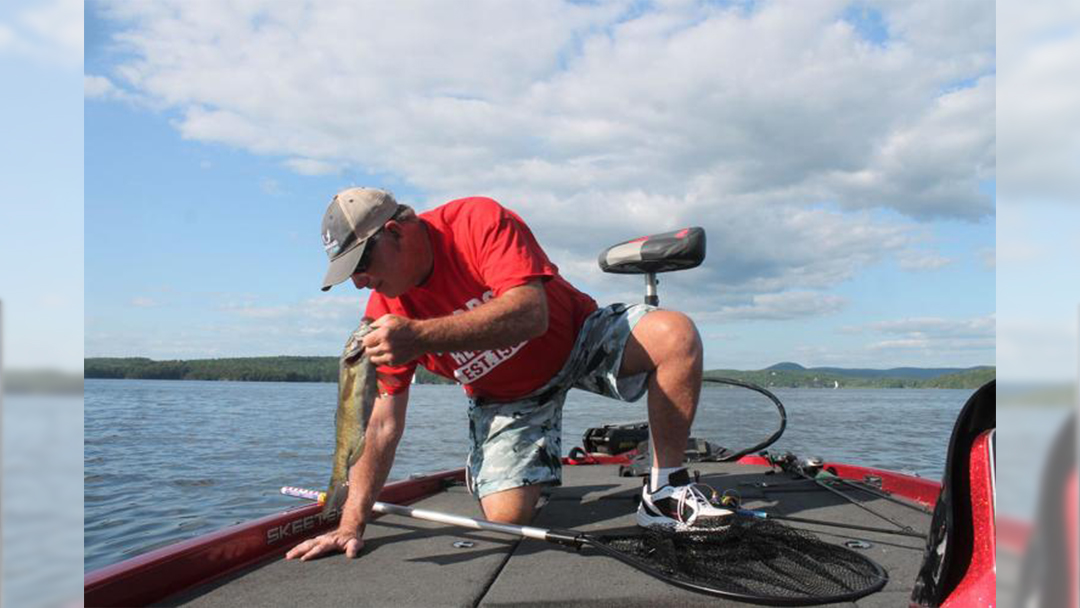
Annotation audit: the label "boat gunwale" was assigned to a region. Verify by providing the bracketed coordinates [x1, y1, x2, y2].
[84, 468, 465, 607]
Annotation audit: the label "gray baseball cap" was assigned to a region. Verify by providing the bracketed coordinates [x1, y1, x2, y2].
[320, 187, 398, 291]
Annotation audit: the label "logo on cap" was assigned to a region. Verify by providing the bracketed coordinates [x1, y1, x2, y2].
[323, 229, 340, 255]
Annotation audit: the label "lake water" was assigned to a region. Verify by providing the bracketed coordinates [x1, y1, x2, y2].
[3, 395, 84, 608]
[83, 379, 975, 573]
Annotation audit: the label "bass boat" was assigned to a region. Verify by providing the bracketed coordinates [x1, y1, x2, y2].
[85, 228, 997, 607]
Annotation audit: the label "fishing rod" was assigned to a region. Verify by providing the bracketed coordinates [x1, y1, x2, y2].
[794, 458, 932, 514]
[736, 509, 925, 539]
[824, 477, 933, 514]
[764, 453, 920, 535]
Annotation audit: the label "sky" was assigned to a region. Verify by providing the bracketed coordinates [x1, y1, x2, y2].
[78, 0, 1000, 372]
[996, 0, 1080, 383]
[1, 0, 83, 373]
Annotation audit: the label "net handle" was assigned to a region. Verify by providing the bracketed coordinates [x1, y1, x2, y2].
[372, 502, 583, 546]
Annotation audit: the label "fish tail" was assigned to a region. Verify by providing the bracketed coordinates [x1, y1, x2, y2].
[322, 481, 348, 517]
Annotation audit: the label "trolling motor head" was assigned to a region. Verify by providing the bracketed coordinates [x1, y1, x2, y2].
[598, 227, 706, 306]
[803, 456, 825, 476]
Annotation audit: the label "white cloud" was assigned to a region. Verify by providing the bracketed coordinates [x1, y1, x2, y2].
[85, 289, 370, 359]
[998, 1, 1080, 202]
[823, 77, 995, 219]
[299, 295, 362, 322]
[699, 291, 847, 322]
[84, 74, 139, 102]
[283, 158, 340, 176]
[997, 315, 1077, 383]
[869, 315, 995, 337]
[21, 0, 82, 60]
[861, 314, 996, 359]
[90, 0, 993, 318]
[93, 1, 992, 211]
[0, 0, 82, 65]
[220, 302, 292, 319]
[898, 249, 952, 272]
[218, 294, 360, 323]
[260, 178, 284, 196]
[0, 23, 14, 50]
[84, 75, 114, 98]
[535, 194, 913, 315]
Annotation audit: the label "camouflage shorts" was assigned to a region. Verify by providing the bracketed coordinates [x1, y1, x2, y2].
[466, 303, 656, 498]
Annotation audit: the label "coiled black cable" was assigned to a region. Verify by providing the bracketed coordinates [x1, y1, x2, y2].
[702, 377, 787, 462]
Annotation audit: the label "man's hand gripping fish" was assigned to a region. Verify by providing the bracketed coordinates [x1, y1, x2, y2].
[323, 320, 378, 516]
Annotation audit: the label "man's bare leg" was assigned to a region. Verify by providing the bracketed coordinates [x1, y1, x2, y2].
[618, 310, 703, 472]
[480, 310, 700, 525]
[479, 485, 544, 524]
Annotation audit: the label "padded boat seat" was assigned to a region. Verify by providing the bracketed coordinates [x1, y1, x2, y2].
[598, 226, 706, 274]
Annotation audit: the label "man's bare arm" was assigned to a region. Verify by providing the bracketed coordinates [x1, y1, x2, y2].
[364, 280, 548, 366]
[285, 389, 408, 560]
[339, 390, 409, 534]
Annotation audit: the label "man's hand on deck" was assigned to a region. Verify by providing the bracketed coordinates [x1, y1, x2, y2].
[285, 527, 364, 561]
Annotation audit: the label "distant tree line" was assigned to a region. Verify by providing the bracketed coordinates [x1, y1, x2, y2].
[703, 367, 995, 390]
[84, 357, 455, 385]
[3, 370, 84, 395]
[86, 357, 993, 389]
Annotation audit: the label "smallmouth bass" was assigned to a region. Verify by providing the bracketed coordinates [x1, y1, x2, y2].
[323, 320, 378, 516]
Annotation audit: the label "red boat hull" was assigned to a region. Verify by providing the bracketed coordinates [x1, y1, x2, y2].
[84, 469, 465, 608]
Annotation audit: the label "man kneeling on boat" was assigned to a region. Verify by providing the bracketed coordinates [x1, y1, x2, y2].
[287, 188, 729, 561]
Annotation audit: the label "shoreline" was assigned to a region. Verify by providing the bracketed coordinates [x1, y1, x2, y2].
[80, 376, 989, 390]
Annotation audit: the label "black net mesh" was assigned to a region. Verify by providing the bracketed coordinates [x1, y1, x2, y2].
[595, 518, 888, 605]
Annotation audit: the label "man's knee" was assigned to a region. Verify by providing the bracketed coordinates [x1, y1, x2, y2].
[480, 485, 542, 524]
[630, 310, 702, 368]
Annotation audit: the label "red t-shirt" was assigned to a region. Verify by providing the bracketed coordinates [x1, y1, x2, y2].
[365, 197, 598, 400]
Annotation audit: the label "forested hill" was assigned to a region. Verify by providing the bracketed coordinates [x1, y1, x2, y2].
[85, 357, 993, 389]
[84, 357, 454, 385]
[704, 365, 994, 389]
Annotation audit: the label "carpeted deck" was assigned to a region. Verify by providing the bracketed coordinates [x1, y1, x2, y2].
[161, 462, 932, 607]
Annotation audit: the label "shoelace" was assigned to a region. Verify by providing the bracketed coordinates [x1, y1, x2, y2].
[672, 483, 720, 526]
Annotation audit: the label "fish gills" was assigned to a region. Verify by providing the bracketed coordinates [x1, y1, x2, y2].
[324, 321, 378, 516]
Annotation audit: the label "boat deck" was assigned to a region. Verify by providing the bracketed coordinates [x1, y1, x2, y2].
[159, 462, 932, 607]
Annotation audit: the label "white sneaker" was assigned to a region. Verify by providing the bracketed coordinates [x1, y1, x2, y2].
[636, 469, 733, 532]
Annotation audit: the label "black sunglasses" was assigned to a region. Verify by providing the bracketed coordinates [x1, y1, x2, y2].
[353, 229, 382, 274]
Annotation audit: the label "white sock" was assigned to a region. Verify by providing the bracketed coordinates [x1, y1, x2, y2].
[650, 466, 681, 492]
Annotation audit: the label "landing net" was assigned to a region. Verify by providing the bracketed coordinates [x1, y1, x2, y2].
[594, 518, 888, 606]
